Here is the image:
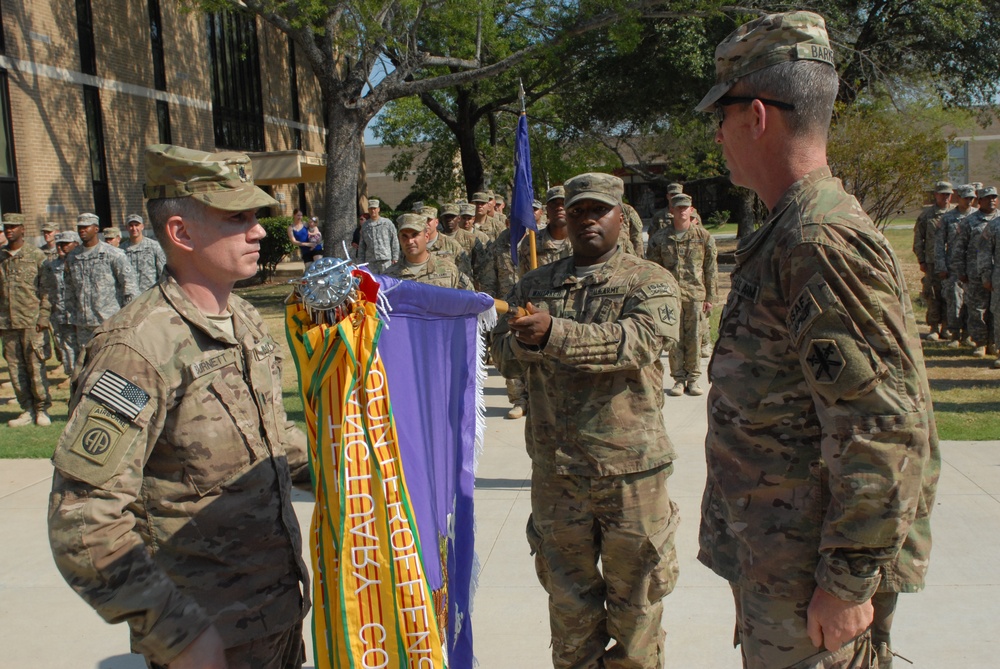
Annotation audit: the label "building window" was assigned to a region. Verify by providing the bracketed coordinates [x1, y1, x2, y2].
[83, 85, 111, 225]
[76, 0, 97, 75]
[288, 37, 302, 150]
[0, 4, 7, 55]
[148, 0, 167, 90]
[0, 70, 20, 215]
[947, 142, 969, 186]
[207, 10, 264, 151]
[156, 99, 172, 144]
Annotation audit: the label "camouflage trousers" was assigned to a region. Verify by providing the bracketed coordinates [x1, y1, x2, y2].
[527, 464, 679, 669]
[51, 323, 77, 377]
[730, 586, 878, 669]
[1, 328, 51, 413]
[940, 276, 965, 336]
[963, 281, 990, 345]
[668, 301, 701, 382]
[990, 282, 1000, 348]
[919, 267, 944, 328]
[506, 374, 527, 407]
[701, 309, 711, 350]
[367, 258, 393, 274]
[148, 621, 304, 669]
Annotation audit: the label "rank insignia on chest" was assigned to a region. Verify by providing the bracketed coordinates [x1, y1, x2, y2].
[659, 304, 677, 325]
[806, 339, 845, 384]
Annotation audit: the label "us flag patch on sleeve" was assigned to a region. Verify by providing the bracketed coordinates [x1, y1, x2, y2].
[88, 370, 150, 422]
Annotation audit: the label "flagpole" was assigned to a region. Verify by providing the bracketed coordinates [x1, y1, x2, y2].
[518, 80, 538, 271]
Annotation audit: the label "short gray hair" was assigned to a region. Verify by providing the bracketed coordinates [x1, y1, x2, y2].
[145, 196, 205, 254]
[735, 60, 839, 139]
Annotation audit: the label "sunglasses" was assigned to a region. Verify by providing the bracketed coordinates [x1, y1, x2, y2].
[713, 95, 796, 126]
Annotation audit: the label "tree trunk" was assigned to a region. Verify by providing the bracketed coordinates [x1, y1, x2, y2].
[321, 101, 368, 257]
[455, 90, 484, 197]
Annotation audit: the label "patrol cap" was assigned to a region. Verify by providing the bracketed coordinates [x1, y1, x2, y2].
[696, 11, 835, 112]
[397, 213, 428, 233]
[41, 221, 59, 233]
[971, 182, 983, 191]
[77, 213, 100, 227]
[56, 231, 81, 244]
[420, 205, 438, 220]
[102, 227, 122, 239]
[368, 199, 381, 209]
[439, 203, 459, 217]
[471, 192, 490, 204]
[978, 186, 998, 198]
[666, 182, 684, 195]
[495, 195, 505, 206]
[532, 199, 543, 209]
[2, 212, 25, 226]
[143, 144, 278, 211]
[564, 173, 624, 209]
[670, 193, 693, 208]
[125, 213, 144, 225]
[410, 201, 425, 213]
[934, 181, 954, 194]
[545, 186, 565, 203]
[459, 203, 476, 217]
[956, 185, 976, 199]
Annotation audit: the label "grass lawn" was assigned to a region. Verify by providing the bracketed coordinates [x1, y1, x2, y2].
[1, 218, 993, 457]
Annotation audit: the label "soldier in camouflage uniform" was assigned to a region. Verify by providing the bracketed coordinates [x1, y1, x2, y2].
[384, 214, 473, 290]
[472, 191, 503, 240]
[48, 144, 309, 669]
[621, 202, 644, 258]
[40, 221, 59, 260]
[1, 213, 52, 427]
[65, 213, 138, 353]
[517, 186, 572, 277]
[102, 226, 122, 247]
[121, 213, 167, 293]
[934, 184, 976, 345]
[975, 187, 1000, 367]
[953, 187, 997, 357]
[492, 172, 681, 669]
[912, 181, 953, 340]
[357, 198, 399, 273]
[696, 12, 939, 669]
[646, 193, 718, 397]
[422, 205, 471, 276]
[39, 231, 80, 387]
[458, 203, 491, 287]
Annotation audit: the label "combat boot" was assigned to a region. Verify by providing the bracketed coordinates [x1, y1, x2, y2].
[506, 404, 525, 419]
[685, 380, 704, 396]
[993, 357, 1000, 369]
[924, 330, 940, 341]
[8, 412, 34, 428]
[668, 382, 685, 397]
[973, 346, 987, 358]
[35, 412, 51, 427]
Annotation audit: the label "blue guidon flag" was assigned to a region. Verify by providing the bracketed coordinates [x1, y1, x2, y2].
[89, 370, 150, 421]
[509, 112, 537, 266]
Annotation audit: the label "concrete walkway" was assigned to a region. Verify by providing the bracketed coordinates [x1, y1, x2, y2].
[1, 358, 997, 668]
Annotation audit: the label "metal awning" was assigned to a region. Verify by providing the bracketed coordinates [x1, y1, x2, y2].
[247, 150, 327, 185]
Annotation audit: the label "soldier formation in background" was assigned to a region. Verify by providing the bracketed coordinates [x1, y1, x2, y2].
[356, 198, 399, 273]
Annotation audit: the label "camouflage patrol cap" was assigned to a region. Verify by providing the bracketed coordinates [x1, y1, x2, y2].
[459, 203, 476, 217]
[545, 186, 565, 203]
[55, 231, 81, 244]
[471, 192, 490, 204]
[397, 213, 428, 233]
[143, 144, 278, 211]
[368, 199, 381, 209]
[666, 182, 684, 195]
[419, 205, 438, 220]
[934, 181, 954, 194]
[77, 213, 100, 227]
[979, 186, 998, 198]
[532, 199, 543, 209]
[564, 173, 624, 208]
[670, 193, 693, 208]
[955, 184, 976, 199]
[495, 195, 505, 206]
[2, 212, 25, 226]
[102, 227, 122, 239]
[439, 203, 459, 217]
[410, 201, 425, 213]
[696, 11, 835, 112]
[125, 214, 143, 225]
[971, 182, 983, 191]
[41, 221, 59, 233]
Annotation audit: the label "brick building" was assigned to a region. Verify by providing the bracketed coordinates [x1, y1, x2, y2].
[0, 0, 328, 239]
